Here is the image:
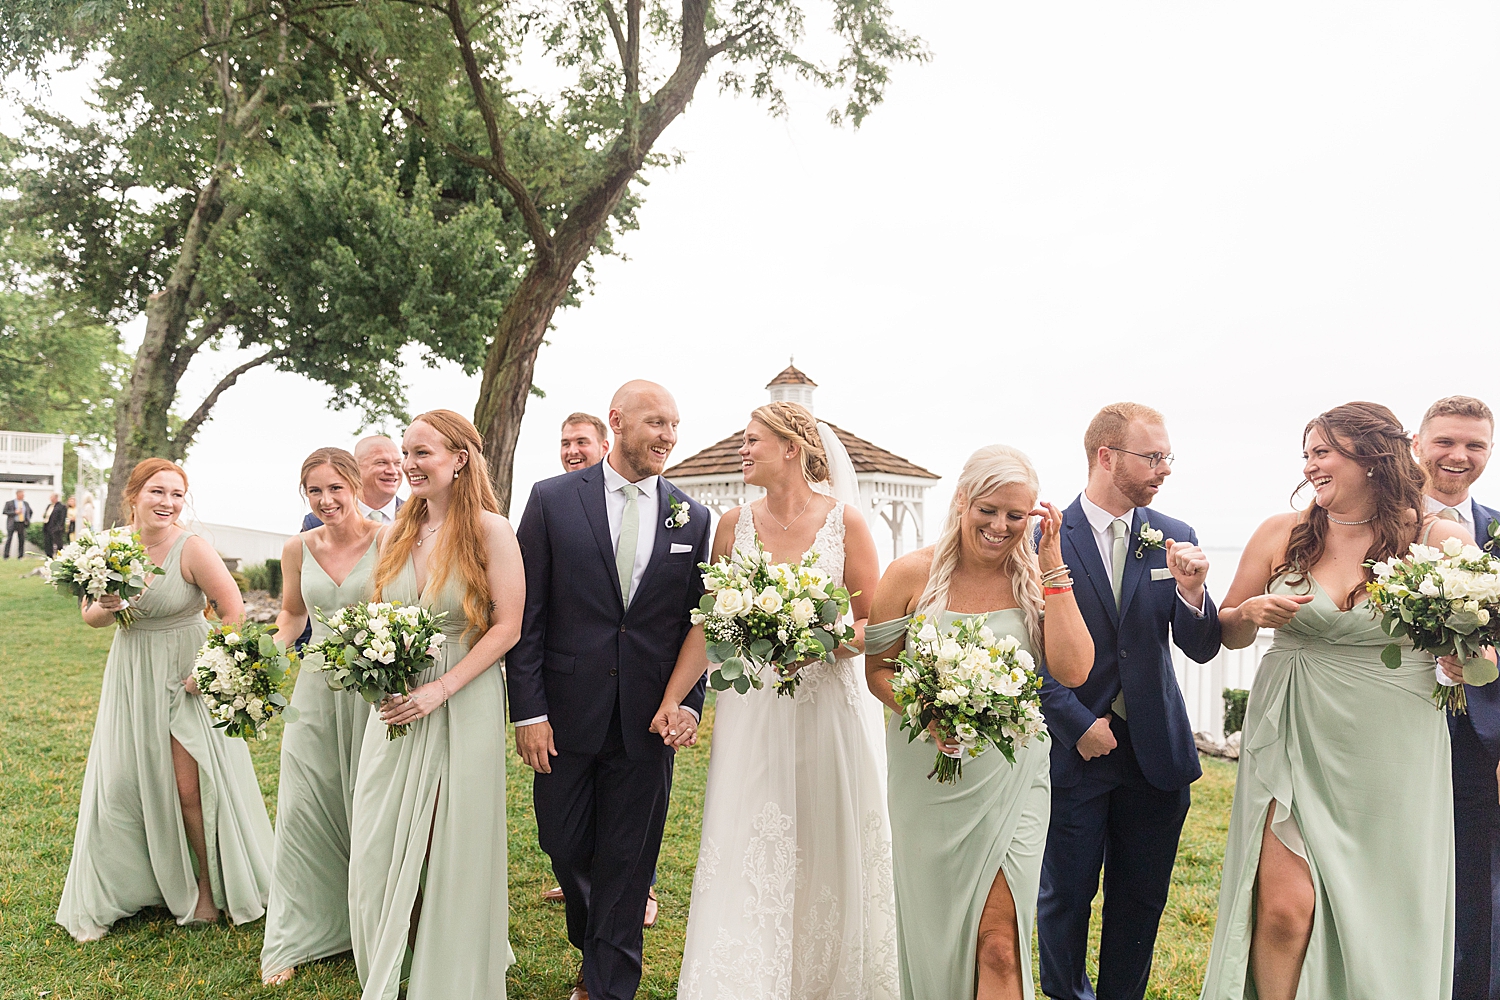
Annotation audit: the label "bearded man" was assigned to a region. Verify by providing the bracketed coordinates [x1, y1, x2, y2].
[1037, 402, 1222, 1000]
[1413, 394, 1500, 1000]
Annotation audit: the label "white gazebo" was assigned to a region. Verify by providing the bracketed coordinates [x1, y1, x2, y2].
[664, 365, 940, 557]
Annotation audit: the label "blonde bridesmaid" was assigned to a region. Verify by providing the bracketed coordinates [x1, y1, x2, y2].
[348, 410, 525, 999]
[261, 448, 381, 985]
[57, 458, 273, 941]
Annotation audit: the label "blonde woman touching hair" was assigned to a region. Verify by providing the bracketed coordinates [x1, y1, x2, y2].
[864, 445, 1092, 1000]
[346, 410, 525, 1000]
[57, 459, 272, 942]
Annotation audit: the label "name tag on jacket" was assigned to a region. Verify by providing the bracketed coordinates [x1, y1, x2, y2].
[670, 543, 694, 554]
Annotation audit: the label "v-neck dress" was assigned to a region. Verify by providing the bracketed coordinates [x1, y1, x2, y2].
[56, 532, 274, 939]
[1200, 577, 1454, 998]
[347, 556, 513, 999]
[260, 537, 378, 975]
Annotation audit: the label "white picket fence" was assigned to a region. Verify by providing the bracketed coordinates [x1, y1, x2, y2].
[1171, 629, 1276, 737]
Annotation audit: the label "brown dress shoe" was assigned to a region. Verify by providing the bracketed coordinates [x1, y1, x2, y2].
[643, 887, 659, 929]
[569, 968, 589, 1000]
[541, 885, 565, 903]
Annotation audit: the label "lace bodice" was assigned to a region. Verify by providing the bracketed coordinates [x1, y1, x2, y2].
[734, 498, 847, 589]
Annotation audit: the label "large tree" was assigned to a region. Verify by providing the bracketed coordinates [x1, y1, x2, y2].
[0, 288, 125, 444]
[280, 0, 925, 511]
[0, 3, 528, 500]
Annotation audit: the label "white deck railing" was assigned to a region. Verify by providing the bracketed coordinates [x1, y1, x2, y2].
[0, 431, 65, 469]
[1172, 629, 1276, 736]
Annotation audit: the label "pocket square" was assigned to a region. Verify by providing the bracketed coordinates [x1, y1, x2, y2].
[670, 543, 693, 554]
[1151, 567, 1173, 581]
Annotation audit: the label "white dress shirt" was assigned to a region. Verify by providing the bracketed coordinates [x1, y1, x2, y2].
[358, 495, 400, 523]
[1425, 494, 1472, 532]
[516, 461, 694, 728]
[1079, 492, 1205, 616]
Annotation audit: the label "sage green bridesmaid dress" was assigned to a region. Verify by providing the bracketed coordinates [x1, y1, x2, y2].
[347, 558, 513, 999]
[1200, 578, 1455, 998]
[56, 532, 275, 940]
[867, 608, 1052, 1000]
[260, 537, 377, 976]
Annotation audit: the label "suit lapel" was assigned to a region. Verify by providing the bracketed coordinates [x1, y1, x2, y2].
[577, 466, 623, 609]
[1117, 509, 1151, 619]
[1065, 497, 1118, 629]
[629, 479, 676, 617]
[1473, 500, 1494, 550]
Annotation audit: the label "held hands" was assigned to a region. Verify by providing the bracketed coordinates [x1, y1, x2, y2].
[378, 680, 448, 729]
[515, 719, 558, 773]
[650, 702, 700, 748]
[1034, 501, 1065, 572]
[1076, 714, 1118, 761]
[1164, 539, 1209, 606]
[1235, 592, 1315, 629]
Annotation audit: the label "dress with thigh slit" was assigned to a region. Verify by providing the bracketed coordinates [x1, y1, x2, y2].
[869, 607, 1052, 1000]
[347, 557, 513, 999]
[1200, 577, 1454, 998]
[260, 537, 377, 975]
[56, 532, 274, 939]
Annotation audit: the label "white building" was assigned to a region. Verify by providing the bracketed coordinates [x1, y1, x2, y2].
[663, 365, 941, 558]
[0, 430, 65, 502]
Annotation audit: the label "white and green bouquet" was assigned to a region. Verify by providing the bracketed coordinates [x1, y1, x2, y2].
[1367, 535, 1500, 712]
[691, 540, 856, 697]
[301, 601, 447, 738]
[192, 621, 298, 740]
[889, 613, 1048, 783]
[43, 527, 164, 628]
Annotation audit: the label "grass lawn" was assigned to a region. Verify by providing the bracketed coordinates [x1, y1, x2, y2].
[0, 566, 1232, 998]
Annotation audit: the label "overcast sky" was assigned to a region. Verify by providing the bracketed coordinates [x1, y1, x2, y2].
[13, 3, 1500, 570]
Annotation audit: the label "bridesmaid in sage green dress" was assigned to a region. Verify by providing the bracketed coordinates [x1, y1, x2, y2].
[865, 445, 1094, 1000]
[1201, 402, 1467, 1000]
[57, 459, 273, 941]
[347, 410, 525, 1000]
[261, 448, 380, 985]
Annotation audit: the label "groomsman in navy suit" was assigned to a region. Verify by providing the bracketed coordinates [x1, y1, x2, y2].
[1413, 395, 1500, 1000]
[1037, 402, 1222, 1000]
[511, 381, 710, 1000]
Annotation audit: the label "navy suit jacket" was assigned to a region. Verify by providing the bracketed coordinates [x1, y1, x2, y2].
[1039, 496, 1222, 791]
[1452, 497, 1500, 759]
[509, 464, 710, 761]
[301, 496, 402, 532]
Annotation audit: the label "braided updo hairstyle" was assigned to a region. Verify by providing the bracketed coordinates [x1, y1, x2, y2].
[749, 401, 830, 484]
[1274, 401, 1428, 609]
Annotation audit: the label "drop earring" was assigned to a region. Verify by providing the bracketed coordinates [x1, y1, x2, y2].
[453, 469, 460, 479]
[1367, 468, 1374, 478]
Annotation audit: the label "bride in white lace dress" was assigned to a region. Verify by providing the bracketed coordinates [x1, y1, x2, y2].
[653, 401, 897, 1000]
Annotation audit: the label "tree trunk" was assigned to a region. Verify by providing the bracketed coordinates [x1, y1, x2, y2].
[105, 291, 190, 524]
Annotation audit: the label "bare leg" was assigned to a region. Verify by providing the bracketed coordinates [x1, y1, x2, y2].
[171, 736, 219, 923]
[975, 864, 1025, 1000]
[1250, 804, 1314, 1000]
[408, 785, 442, 953]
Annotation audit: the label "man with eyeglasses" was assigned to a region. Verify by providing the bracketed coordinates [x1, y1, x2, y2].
[1037, 402, 1223, 1000]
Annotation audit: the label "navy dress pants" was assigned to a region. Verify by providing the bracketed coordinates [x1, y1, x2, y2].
[534, 700, 674, 1000]
[1038, 716, 1190, 1000]
[1453, 712, 1500, 1000]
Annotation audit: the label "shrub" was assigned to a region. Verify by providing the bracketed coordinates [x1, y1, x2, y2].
[229, 570, 250, 594]
[243, 558, 282, 595]
[26, 523, 45, 548]
[1223, 688, 1249, 738]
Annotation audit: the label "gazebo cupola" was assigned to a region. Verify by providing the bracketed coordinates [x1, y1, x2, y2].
[663, 364, 941, 558]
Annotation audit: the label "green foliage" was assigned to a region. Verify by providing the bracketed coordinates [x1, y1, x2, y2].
[0, 289, 126, 445]
[242, 557, 282, 595]
[26, 521, 44, 548]
[228, 569, 250, 594]
[1222, 688, 1249, 738]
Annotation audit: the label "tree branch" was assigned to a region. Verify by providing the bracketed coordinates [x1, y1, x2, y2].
[442, 0, 554, 261]
[599, 1, 628, 79]
[172, 348, 284, 451]
[626, 0, 640, 97]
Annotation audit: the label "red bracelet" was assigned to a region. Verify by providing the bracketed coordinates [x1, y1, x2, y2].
[1043, 585, 1073, 597]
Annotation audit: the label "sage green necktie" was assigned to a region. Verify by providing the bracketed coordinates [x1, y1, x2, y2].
[368, 509, 384, 523]
[617, 483, 641, 609]
[1439, 507, 1462, 523]
[1110, 517, 1130, 720]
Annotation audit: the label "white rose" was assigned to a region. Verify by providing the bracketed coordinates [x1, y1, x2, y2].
[1443, 536, 1465, 557]
[224, 632, 241, 645]
[754, 588, 784, 615]
[1479, 608, 1492, 626]
[917, 621, 939, 643]
[935, 688, 962, 705]
[789, 597, 816, 628]
[714, 588, 748, 617]
[235, 650, 247, 662]
[1419, 575, 1442, 597]
[937, 638, 963, 664]
[1015, 649, 1036, 672]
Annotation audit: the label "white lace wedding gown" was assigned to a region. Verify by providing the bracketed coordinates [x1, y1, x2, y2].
[677, 501, 898, 1000]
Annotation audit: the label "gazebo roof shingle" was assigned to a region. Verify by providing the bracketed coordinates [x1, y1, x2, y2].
[765, 364, 817, 388]
[664, 421, 938, 481]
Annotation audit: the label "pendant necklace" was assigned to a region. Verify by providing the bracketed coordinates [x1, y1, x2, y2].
[416, 521, 444, 547]
[762, 493, 814, 531]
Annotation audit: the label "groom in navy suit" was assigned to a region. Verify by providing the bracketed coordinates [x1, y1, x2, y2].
[1413, 395, 1500, 1000]
[1037, 403, 1222, 1000]
[511, 380, 710, 1000]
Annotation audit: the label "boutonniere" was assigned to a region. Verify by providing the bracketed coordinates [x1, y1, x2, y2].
[1485, 519, 1500, 554]
[665, 496, 691, 529]
[1134, 522, 1165, 559]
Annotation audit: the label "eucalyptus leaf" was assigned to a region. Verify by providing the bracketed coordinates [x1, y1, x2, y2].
[720, 657, 744, 681]
[258, 635, 278, 657]
[710, 672, 732, 691]
[280, 706, 301, 725]
[1464, 656, 1500, 687]
[1381, 643, 1405, 670]
[733, 675, 751, 695]
[1446, 609, 1482, 634]
[749, 639, 774, 659]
